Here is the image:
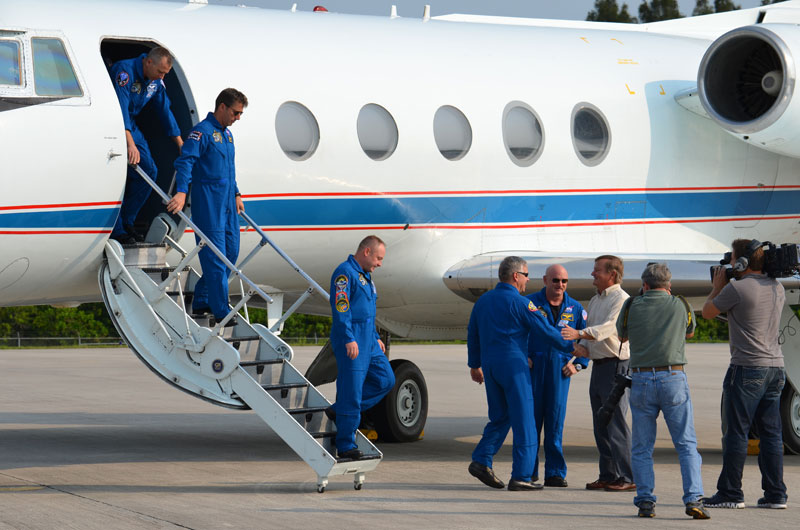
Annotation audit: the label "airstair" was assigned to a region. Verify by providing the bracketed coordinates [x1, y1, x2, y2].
[98, 166, 381, 492]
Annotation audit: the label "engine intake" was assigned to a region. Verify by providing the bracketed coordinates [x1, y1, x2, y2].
[698, 24, 800, 157]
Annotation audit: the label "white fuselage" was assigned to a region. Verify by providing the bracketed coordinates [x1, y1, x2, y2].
[1, 0, 799, 338]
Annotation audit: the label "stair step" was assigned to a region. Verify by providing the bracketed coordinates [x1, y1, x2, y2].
[240, 359, 284, 367]
[287, 406, 327, 415]
[310, 431, 336, 439]
[262, 382, 308, 391]
[224, 335, 261, 343]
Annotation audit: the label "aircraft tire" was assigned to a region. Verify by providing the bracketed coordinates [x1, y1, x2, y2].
[371, 359, 428, 443]
[781, 384, 800, 455]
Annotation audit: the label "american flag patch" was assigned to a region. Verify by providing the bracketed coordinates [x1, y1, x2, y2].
[188, 131, 203, 141]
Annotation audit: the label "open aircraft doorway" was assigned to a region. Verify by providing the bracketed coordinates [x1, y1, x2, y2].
[100, 38, 196, 241]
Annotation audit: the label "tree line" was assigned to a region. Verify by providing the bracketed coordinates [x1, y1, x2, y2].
[0, 302, 731, 343]
[587, 0, 786, 23]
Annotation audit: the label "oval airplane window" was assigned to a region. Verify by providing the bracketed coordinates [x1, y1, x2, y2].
[433, 105, 472, 161]
[502, 102, 544, 167]
[357, 103, 398, 161]
[275, 101, 320, 161]
[572, 103, 611, 166]
[0, 40, 21, 86]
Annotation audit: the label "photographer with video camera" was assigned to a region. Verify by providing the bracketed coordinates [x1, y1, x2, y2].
[701, 239, 788, 510]
[616, 263, 708, 519]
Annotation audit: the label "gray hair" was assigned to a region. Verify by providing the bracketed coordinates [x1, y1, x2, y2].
[146, 46, 173, 66]
[641, 262, 671, 289]
[499, 256, 526, 282]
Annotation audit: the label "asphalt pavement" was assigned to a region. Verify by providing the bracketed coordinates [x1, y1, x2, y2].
[0, 344, 796, 529]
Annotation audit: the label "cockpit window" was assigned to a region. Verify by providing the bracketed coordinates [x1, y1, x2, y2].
[0, 40, 21, 86]
[31, 37, 82, 96]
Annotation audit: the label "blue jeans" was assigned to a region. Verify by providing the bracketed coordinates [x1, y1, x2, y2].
[717, 364, 787, 503]
[630, 369, 704, 505]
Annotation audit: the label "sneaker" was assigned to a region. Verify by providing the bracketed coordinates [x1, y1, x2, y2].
[757, 497, 788, 509]
[685, 501, 711, 519]
[702, 494, 745, 509]
[637, 500, 655, 518]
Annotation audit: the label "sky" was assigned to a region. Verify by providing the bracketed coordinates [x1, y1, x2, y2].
[204, 0, 768, 20]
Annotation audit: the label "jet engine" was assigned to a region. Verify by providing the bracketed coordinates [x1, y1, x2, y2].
[698, 24, 800, 157]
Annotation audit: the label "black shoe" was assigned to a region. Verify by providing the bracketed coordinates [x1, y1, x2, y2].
[223, 317, 239, 327]
[110, 233, 137, 245]
[191, 306, 211, 318]
[123, 224, 145, 243]
[757, 497, 788, 509]
[701, 494, 745, 509]
[544, 476, 568, 487]
[468, 461, 505, 489]
[507, 479, 543, 491]
[337, 448, 362, 461]
[324, 406, 336, 424]
[637, 500, 655, 518]
[686, 500, 711, 519]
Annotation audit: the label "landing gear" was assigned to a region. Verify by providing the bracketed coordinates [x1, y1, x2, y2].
[782, 384, 800, 454]
[354, 472, 365, 490]
[372, 359, 428, 442]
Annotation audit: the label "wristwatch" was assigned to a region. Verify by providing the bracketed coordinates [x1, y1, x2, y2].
[575, 364, 583, 372]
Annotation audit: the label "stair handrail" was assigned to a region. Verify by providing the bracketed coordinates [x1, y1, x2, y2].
[238, 210, 330, 302]
[130, 165, 274, 312]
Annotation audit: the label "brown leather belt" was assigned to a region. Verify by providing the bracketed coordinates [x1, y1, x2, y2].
[631, 365, 684, 373]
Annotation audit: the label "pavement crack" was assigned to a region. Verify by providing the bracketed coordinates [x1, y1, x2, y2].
[0, 471, 195, 529]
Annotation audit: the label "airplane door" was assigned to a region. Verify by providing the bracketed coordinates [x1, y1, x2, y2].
[100, 39, 197, 237]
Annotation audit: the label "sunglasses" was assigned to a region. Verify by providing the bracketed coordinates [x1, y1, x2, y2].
[551, 278, 568, 284]
[516, 271, 529, 277]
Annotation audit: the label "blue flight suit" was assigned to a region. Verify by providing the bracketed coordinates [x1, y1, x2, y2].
[468, 282, 575, 481]
[329, 255, 395, 453]
[109, 53, 181, 238]
[526, 289, 588, 481]
[174, 113, 240, 320]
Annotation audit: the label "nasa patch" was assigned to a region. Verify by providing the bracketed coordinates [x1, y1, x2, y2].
[528, 301, 536, 312]
[582, 310, 588, 320]
[334, 274, 348, 291]
[226, 130, 233, 143]
[188, 130, 203, 142]
[358, 273, 367, 286]
[146, 82, 157, 96]
[213, 131, 223, 143]
[116, 71, 129, 87]
[131, 82, 142, 94]
[562, 313, 574, 322]
[336, 298, 350, 313]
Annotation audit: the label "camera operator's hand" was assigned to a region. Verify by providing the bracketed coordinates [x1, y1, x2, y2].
[712, 265, 730, 291]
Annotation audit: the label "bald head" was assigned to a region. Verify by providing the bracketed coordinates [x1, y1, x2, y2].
[544, 264, 568, 303]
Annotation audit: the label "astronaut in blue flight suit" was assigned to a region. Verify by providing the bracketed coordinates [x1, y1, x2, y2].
[109, 47, 183, 244]
[526, 264, 588, 487]
[467, 256, 578, 491]
[327, 236, 395, 460]
[167, 88, 248, 323]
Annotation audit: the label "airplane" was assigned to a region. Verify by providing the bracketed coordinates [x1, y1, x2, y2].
[2, 0, 800, 482]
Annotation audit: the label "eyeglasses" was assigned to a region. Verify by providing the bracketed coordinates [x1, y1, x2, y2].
[551, 278, 568, 284]
[231, 110, 243, 117]
[515, 271, 529, 277]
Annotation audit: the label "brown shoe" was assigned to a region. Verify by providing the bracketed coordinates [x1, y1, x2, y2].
[586, 479, 613, 490]
[605, 478, 636, 492]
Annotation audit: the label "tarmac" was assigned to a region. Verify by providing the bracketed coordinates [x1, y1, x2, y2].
[0, 343, 796, 529]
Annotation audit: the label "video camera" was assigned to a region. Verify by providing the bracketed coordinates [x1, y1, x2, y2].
[597, 373, 632, 427]
[709, 241, 800, 281]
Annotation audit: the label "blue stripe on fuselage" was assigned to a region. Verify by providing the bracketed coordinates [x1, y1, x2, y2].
[0, 190, 795, 229]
